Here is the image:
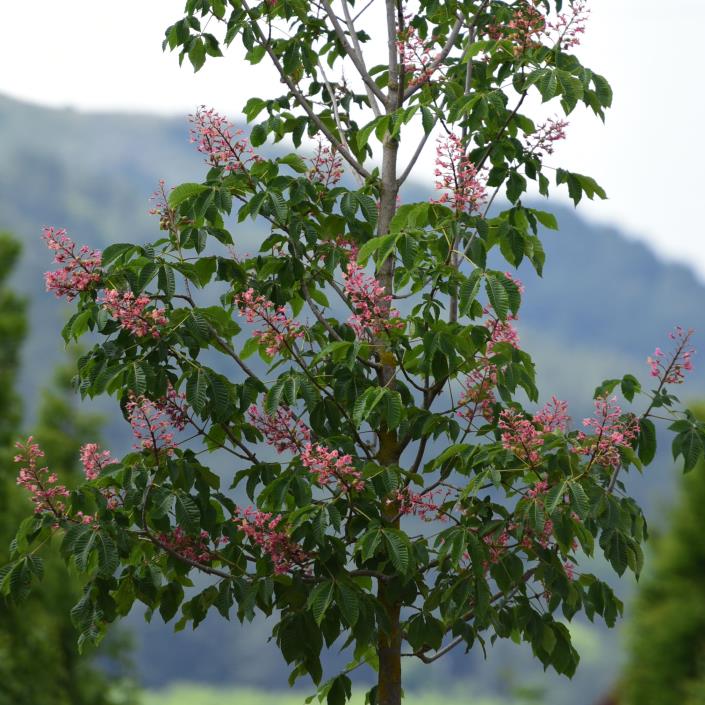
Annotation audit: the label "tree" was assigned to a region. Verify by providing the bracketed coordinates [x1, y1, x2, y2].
[620, 404, 705, 705]
[3, 3, 705, 705]
[0, 233, 136, 705]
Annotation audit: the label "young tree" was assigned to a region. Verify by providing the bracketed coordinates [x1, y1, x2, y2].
[4, 3, 705, 704]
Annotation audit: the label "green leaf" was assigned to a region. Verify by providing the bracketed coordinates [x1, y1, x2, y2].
[383, 530, 410, 574]
[188, 38, 207, 72]
[169, 183, 208, 208]
[485, 273, 509, 320]
[569, 483, 590, 519]
[186, 368, 208, 414]
[336, 584, 360, 627]
[307, 581, 334, 625]
[544, 482, 566, 515]
[174, 493, 201, 534]
[637, 418, 657, 465]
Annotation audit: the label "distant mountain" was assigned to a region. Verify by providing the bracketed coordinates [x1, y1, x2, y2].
[0, 93, 702, 704]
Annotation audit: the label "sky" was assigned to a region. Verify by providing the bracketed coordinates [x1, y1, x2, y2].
[1, 0, 704, 279]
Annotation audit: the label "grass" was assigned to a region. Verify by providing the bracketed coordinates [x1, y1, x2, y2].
[142, 684, 508, 705]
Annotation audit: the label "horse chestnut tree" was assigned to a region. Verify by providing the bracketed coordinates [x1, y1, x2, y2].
[4, 2, 704, 704]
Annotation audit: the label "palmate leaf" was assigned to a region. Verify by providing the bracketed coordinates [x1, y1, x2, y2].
[307, 581, 334, 625]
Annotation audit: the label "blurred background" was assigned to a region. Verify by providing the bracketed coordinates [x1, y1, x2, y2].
[0, 1, 704, 704]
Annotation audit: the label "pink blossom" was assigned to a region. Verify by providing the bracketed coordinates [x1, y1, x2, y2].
[235, 288, 304, 356]
[79, 443, 118, 481]
[534, 396, 570, 433]
[526, 118, 569, 157]
[563, 560, 576, 581]
[247, 405, 310, 453]
[234, 507, 309, 574]
[547, 1, 589, 49]
[483, 529, 510, 565]
[499, 409, 544, 464]
[42, 227, 102, 301]
[342, 262, 404, 339]
[308, 134, 344, 187]
[392, 486, 449, 521]
[526, 480, 549, 499]
[189, 106, 259, 172]
[100, 289, 168, 339]
[396, 15, 442, 88]
[300, 443, 364, 491]
[647, 326, 695, 384]
[431, 133, 486, 214]
[14, 436, 70, 516]
[158, 526, 213, 564]
[126, 389, 188, 455]
[573, 396, 639, 469]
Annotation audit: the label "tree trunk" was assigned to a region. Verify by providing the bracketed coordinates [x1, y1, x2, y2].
[377, 581, 402, 705]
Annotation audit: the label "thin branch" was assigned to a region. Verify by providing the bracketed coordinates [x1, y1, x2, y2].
[339, 0, 384, 117]
[241, 0, 371, 180]
[322, 0, 388, 110]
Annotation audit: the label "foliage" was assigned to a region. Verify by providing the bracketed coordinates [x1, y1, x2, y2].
[0, 236, 137, 705]
[621, 404, 705, 705]
[3, 3, 705, 705]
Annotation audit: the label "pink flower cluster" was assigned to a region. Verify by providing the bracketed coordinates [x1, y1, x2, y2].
[189, 106, 259, 172]
[342, 262, 403, 339]
[235, 507, 309, 574]
[526, 480, 549, 499]
[547, 1, 589, 50]
[100, 289, 168, 339]
[574, 396, 639, 469]
[431, 133, 487, 214]
[126, 389, 188, 455]
[42, 227, 102, 301]
[499, 409, 544, 464]
[247, 405, 311, 453]
[14, 437, 69, 516]
[393, 486, 448, 521]
[483, 529, 510, 565]
[158, 527, 213, 564]
[533, 396, 570, 433]
[308, 134, 344, 187]
[235, 288, 304, 356]
[300, 443, 364, 491]
[526, 118, 569, 157]
[396, 18, 441, 88]
[79, 443, 118, 481]
[647, 326, 695, 385]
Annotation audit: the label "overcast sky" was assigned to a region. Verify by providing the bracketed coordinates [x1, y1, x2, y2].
[1, 1, 703, 279]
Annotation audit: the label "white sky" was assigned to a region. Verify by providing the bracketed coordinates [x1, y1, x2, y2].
[1, 0, 704, 279]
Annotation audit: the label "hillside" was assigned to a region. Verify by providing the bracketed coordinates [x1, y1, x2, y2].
[0, 93, 702, 704]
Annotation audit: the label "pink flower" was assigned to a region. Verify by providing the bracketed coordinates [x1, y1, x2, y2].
[300, 443, 364, 491]
[158, 526, 214, 564]
[534, 396, 570, 433]
[100, 289, 168, 339]
[392, 486, 449, 521]
[573, 396, 639, 469]
[647, 326, 695, 384]
[247, 405, 311, 453]
[342, 262, 404, 339]
[308, 134, 344, 187]
[431, 133, 486, 214]
[14, 436, 70, 516]
[235, 288, 304, 356]
[526, 118, 569, 157]
[234, 507, 309, 574]
[396, 13, 442, 88]
[189, 106, 259, 172]
[499, 409, 544, 464]
[126, 388, 188, 455]
[42, 227, 102, 301]
[79, 443, 118, 481]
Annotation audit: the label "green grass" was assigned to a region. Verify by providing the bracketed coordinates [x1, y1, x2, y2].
[142, 684, 508, 705]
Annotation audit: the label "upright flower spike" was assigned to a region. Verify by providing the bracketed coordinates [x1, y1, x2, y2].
[189, 106, 259, 172]
[235, 288, 304, 356]
[431, 134, 487, 214]
[247, 405, 311, 454]
[100, 289, 168, 339]
[499, 409, 544, 465]
[14, 437, 70, 516]
[526, 118, 569, 157]
[308, 134, 344, 187]
[300, 443, 365, 491]
[79, 443, 118, 481]
[574, 396, 640, 469]
[234, 507, 309, 575]
[42, 227, 102, 301]
[126, 390, 188, 456]
[647, 326, 695, 384]
[396, 13, 442, 88]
